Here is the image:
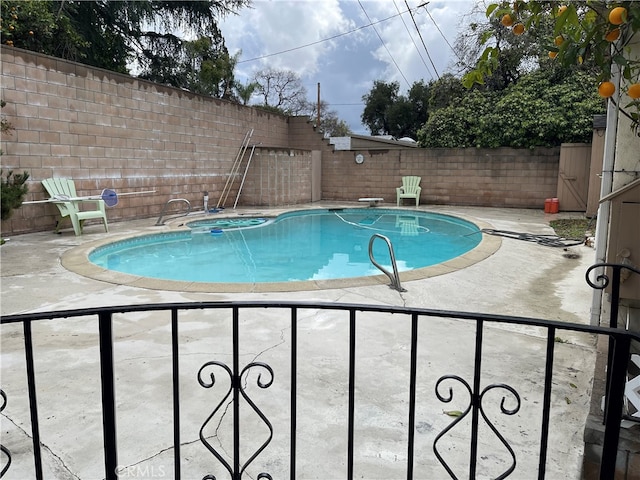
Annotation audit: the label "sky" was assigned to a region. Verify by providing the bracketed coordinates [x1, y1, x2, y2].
[218, 0, 480, 135]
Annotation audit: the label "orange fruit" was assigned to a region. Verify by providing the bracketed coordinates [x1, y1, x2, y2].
[548, 51, 558, 59]
[628, 83, 640, 99]
[554, 35, 565, 46]
[501, 14, 515, 27]
[513, 23, 525, 35]
[609, 7, 627, 25]
[598, 81, 616, 98]
[557, 5, 568, 16]
[605, 28, 621, 41]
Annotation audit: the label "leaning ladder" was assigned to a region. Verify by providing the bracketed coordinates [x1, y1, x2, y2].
[216, 129, 254, 209]
[233, 144, 257, 209]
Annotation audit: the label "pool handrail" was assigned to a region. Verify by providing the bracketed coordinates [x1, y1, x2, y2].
[155, 198, 191, 226]
[368, 233, 407, 292]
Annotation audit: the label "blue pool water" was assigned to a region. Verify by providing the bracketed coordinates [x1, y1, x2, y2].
[89, 209, 481, 283]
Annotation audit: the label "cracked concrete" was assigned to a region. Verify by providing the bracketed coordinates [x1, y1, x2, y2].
[1, 204, 597, 479]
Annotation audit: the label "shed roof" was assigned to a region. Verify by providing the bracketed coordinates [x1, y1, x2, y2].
[329, 134, 418, 151]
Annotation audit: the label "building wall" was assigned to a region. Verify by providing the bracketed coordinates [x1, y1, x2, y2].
[3, 47, 561, 236]
[612, 37, 640, 192]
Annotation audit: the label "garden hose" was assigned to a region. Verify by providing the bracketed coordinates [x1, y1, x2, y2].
[480, 229, 584, 248]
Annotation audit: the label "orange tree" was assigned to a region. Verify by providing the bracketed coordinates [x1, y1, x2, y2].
[464, 1, 640, 133]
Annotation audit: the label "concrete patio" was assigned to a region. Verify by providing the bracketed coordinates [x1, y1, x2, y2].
[0, 204, 599, 479]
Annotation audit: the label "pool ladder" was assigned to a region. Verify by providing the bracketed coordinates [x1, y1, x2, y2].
[368, 234, 406, 292]
[155, 198, 191, 226]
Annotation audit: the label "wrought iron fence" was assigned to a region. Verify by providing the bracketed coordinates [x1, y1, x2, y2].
[586, 262, 640, 428]
[0, 264, 638, 479]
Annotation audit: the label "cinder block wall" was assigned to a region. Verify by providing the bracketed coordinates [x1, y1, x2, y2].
[322, 148, 559, 208]
[289, 117, 559, 207]
[0, 47, 296, 234]
[2, 47, 562, 236]
[241, 148, 313, 207]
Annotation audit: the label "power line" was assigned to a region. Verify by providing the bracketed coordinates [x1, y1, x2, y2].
[358, 0, 411, 89]
[422, 3, 463, 64]
[393, 0, 434, 79]
[237, 8, 411, 64]
[405, 0, 439, 79]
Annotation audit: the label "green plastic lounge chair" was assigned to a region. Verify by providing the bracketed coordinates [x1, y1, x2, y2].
[42, 178, 109, 235]
[396, 176, 422, 206]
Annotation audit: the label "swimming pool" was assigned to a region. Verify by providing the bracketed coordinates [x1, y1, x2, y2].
[88, 209, 483, 284]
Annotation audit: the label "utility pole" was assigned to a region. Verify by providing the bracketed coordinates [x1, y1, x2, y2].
[317, 82, 321, 129]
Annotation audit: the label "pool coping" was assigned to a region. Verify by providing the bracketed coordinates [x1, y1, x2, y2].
[60, 207, 501, 293]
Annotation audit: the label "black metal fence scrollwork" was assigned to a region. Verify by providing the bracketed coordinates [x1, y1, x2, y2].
[586, 262, 640, 427]
[197, 357, 274, 480]
[585, 262, 640, 291]
[433, 376, 521, 479]
[0, 389, 11, 478]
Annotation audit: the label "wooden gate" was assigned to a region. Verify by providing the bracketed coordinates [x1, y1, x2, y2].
[557, 143, 592, 211]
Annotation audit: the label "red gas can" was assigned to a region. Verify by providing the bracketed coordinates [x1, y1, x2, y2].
[550, 198, 559, 214]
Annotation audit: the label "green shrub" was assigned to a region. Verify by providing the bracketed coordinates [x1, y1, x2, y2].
[1, 170, 30, 220]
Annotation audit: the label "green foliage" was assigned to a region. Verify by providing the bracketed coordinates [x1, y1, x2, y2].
[418, 68, 604, 148]
[457, 2, 563, 90]
[0, 1, 82, 57]
[363, 62, 604, 147]
[428, 74, 465, 110]
[254, 104, 287, 115]
[491, 69, 604, 147]
[360, 79, 437, 139]
[1, 170, 29, 220]
[418, 90, 497, 148]
[385, 97, 416, 138]
[550, 218, 594, 240]
[322, 117, 351, 137]
[1, 101, 29, 221]
[1, 1, 251, 87]
[234, 80, 260, 106]
[360, 80, 400, 136]
[182, 36, 238, 99]
[307, 101, 353, 137]
[465, 1, 640, 132]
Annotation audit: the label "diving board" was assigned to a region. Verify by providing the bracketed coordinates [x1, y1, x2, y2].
[358, 197, 384, 207]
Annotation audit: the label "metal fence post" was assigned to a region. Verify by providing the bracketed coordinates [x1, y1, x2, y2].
[98, 312, 118, 480]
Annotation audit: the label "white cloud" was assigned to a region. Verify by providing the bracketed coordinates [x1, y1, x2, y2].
[363, 1, 473, 86]
[224, 0, 354, 76]
[219, 0, 477, 134]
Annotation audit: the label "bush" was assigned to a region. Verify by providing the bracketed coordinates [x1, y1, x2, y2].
[418, 69, 604, 148]
[1, 170, 30, 220]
